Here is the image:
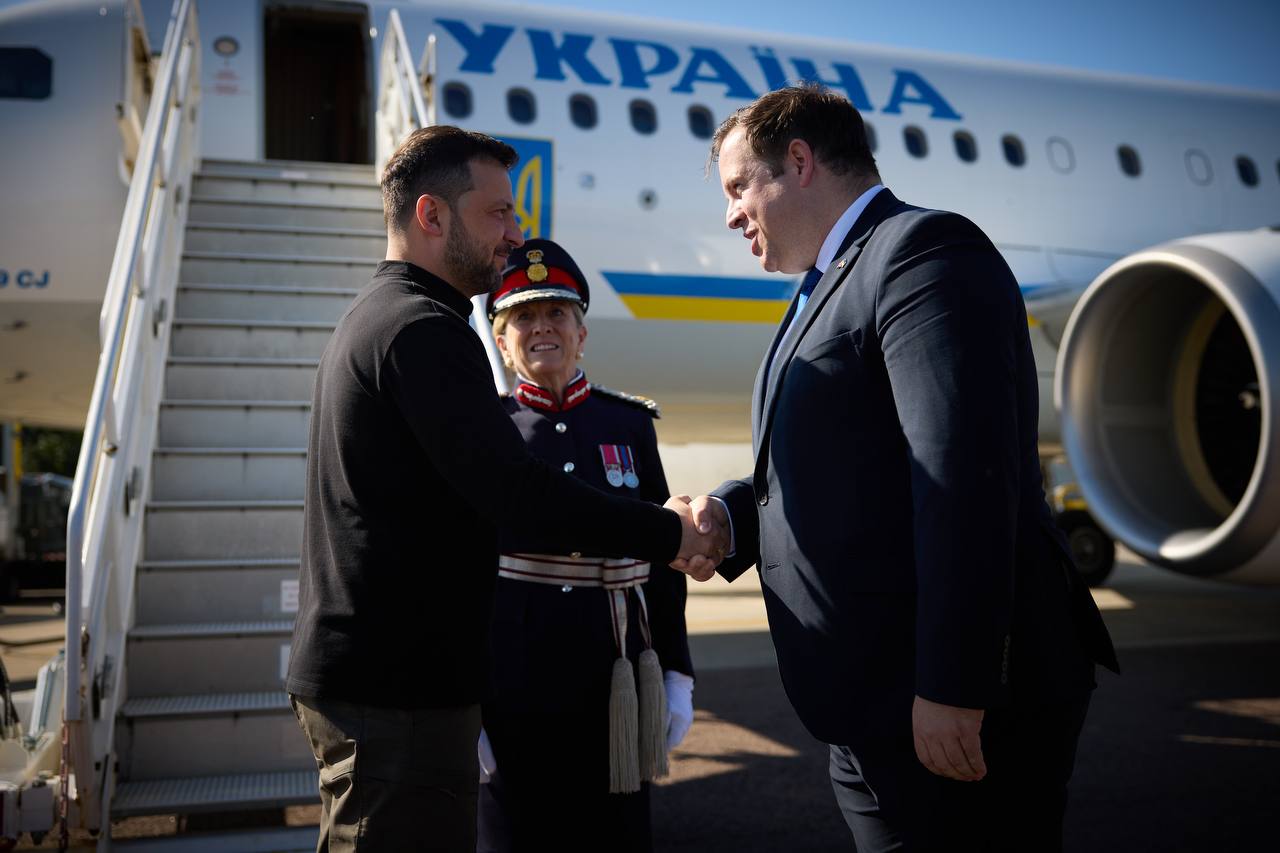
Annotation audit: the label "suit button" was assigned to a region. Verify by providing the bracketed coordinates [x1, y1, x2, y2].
[758, 494, 769, 506]
[555, 422, 568, 433]
[564, 462, 575, 473]
[570, 551, 582, 558]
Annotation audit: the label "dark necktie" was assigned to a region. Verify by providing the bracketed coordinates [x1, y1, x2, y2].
[794, 266, 822, 317]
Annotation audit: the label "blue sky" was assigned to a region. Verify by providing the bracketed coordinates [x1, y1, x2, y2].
[530, 0, 1280, 93]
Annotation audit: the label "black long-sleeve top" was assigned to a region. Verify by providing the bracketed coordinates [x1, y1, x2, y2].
[287, 262, 681, 708]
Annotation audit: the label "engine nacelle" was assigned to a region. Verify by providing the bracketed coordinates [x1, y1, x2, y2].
[1056, 228, 1280, 584]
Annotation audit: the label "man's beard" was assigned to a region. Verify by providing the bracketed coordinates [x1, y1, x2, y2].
[444, 216, 502, 298]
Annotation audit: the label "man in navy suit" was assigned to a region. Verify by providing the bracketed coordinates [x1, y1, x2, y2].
[673, 85, 1118, 850]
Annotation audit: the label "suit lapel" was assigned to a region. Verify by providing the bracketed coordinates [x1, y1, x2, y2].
[751, 189, 900, 476]
[752, 297, 801, 441]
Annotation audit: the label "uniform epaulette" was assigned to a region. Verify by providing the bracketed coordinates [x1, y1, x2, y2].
[590, 384, 661, 418]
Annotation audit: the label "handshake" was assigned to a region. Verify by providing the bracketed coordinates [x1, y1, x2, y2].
[664, 495, 731, 582]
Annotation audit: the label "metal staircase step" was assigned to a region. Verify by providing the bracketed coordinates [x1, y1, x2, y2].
[131, 620, 294, 640]
[140, 557, 300, 572]
[170, 318, 335, 359]
[151, 447, 306, 502]
[193, 173, 380, 206]
[200, 156, 375, 181]
[164, 357, 319, 401]
[188, 196, 384, 229]
[116, 691, 311, 779]
[112, 770, 317, 817]
[144, 500, 303, 562]
[111, 826, 319, 853]
[176, 283, 357, 322]
[127, 620, 295, 696]
[137, 552, 300, 624]
[121, 690, 290, 718]
[158, 401, 311, 448]
[181, 251, 378, 286]
[185, 222, 383, 256]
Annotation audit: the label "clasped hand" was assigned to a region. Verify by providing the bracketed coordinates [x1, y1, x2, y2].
[664, 495, 729, 582]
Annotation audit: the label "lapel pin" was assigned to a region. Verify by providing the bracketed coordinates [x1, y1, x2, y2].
[837, 259, 846, 269]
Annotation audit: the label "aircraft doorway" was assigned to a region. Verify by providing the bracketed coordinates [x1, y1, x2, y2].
[263, 2, 372, 164]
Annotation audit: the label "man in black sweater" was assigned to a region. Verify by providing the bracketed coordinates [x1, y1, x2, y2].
[287, 126, 722, 852]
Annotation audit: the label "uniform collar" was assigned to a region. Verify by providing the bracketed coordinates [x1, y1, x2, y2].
[375, 260, 475, 320]
[514, 370, 591, 412]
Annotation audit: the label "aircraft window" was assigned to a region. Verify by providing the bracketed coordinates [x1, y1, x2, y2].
[630, 99, 657, 135]
[1002, 134, 1026, 168]
[1117, 145, 1141, 178]
[507, 88, 536, 125]
[1185, 149, 1213, 185]
[442, 82, 472, 119]
[904, 126, 928, 159]
[1236, 156, 1259, 187]
[688, 105, 714, 140]
[1046, 137, 1075, 174]
[0, 47, 52, 100]
[864, 121, 878, 153]
[569, 94, 597, 130]
[953, 131, 977, 163]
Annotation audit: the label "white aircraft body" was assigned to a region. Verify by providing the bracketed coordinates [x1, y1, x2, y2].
[2, 0, 1279, 584]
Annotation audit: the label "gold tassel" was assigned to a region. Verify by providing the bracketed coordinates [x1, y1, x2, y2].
[609, 657, 641, 793]
[637, 648, 669, 781]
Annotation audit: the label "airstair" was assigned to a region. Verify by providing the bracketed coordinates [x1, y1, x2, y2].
[0, 2, 449, 847]
[108, 154, 380, 826]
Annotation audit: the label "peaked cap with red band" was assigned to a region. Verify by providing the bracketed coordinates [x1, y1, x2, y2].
[488, 238, 591, 321]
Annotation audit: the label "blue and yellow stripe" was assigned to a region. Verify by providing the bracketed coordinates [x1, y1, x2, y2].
[600, 271, 1064, 326]
[601, 271, 796, 323]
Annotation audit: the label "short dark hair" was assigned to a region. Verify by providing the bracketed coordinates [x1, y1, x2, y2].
[380, 125, 518, 232]
[709, 83, 877, 180]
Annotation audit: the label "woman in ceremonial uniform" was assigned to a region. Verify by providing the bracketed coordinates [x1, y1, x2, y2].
[477, 240, 694, 853]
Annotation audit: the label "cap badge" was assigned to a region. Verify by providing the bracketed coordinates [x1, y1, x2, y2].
[525, 249, 548, 283]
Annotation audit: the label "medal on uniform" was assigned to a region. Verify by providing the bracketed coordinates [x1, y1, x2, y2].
[619, 446, 640, 488]
[599, 445, 625, 487]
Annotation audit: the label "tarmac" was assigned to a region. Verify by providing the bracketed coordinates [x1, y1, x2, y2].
[3, 550, 1279, 851]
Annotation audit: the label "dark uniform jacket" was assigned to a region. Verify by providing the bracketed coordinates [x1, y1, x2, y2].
[712, 190, 1118, 747]
[287, 262, 681, 709]
[487, 381, 693, 716]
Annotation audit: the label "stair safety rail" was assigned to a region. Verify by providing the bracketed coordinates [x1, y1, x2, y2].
[64, 0, 201, 833]
[374, 9, 509, 393]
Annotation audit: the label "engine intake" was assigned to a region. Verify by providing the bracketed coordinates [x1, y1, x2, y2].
[1055, 230, 1280, 583]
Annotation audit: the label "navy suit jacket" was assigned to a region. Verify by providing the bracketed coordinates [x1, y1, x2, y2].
[713, 189, 1117, 746]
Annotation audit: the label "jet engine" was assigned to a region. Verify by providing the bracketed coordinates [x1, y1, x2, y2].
[1056, 229, 1280, 584]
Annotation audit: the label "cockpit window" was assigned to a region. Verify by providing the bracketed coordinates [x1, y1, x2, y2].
[0, 48, 52, 100]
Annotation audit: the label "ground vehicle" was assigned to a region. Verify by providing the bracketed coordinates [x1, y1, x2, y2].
[1044, 457, 1116, 587]
[0, 474, 71, 602]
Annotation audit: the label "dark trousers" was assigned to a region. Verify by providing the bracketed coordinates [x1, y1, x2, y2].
[290, 695, 481, 853]
[478, 709, 652, 853]
[828, 693, 1091, 852]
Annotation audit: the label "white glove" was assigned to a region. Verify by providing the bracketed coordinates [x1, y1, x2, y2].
[664, 670, 695, 751]
[478, 727, 497, 784]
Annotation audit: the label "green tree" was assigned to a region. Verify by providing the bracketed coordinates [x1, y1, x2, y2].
[19, 427, 82, 478]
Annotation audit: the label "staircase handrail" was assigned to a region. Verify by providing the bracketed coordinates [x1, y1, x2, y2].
[375, 10, 509, 393]
[63, 0, 201, 831]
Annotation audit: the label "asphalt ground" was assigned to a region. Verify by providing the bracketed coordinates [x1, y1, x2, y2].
[4, 554, 1279, 850]
[653, 555, 1280, 852]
